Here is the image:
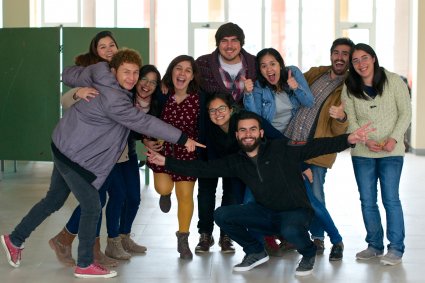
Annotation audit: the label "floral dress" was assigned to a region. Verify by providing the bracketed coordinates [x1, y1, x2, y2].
[147, 92, 199, 181]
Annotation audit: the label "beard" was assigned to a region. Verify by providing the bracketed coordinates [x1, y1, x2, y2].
[237, 136, 262, 153]
[331, 60, 348, 76]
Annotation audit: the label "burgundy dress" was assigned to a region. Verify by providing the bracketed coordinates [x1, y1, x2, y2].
[148, 93, 199, 181]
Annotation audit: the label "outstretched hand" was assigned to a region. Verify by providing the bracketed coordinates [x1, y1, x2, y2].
[185, 138, 206, 152]
[347, 122, 376, 145]
[146, 149, 166, 166]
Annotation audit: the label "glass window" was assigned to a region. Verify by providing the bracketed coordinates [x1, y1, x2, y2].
[301, 0, 334, 70]
[96, 0, 115, 27]
[228, 0, 262, 55]
[193, 28, 218, 60]
[156, 0, 188, 74]
[117, 0, 145, 27]
[376, 0, 395, 70]
[44, 0, 79, 24]
[341, 28, 370, 45]
[0, 0, 3, 28]
[191, 0, 224, 22]
[340, 0, 373, 23]
[281, 0, 300, 67]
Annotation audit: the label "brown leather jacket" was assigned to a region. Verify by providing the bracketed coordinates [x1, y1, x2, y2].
[303, 66, 348, 169]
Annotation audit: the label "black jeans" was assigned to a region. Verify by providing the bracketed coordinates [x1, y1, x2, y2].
[197, 177, 245, 236]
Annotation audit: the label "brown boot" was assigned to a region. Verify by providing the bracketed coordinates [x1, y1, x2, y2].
[176, 231, 193, 260]
[105, 237, 131, 260]
[93, 237, 119, 267]
[120, 234, 147, 253]
[48, 227, 76, 266]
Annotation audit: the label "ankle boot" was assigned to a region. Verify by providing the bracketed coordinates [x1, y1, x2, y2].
[105, 237, 131, 260]
[93, 237, 119, 267]
[120, 234, 147, 253]
[176, 231, 193, 260]
[48, 227, 76, 266]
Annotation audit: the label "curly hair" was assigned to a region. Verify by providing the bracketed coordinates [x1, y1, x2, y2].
[109, 48, 142, 70]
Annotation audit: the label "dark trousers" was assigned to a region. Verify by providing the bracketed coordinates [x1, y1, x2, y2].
[214, 203, 316, 257]
[197, 177, 245, 236]
[11, 153, 101, 267]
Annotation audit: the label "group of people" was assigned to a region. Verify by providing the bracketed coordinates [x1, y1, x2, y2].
[1, 22, 411, 279]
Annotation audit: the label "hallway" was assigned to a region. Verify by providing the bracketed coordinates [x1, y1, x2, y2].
[0, 150, 424, 283]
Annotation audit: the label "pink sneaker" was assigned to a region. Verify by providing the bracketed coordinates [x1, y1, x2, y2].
[74, 263, 117, 278]
[1, 234, 23, 268]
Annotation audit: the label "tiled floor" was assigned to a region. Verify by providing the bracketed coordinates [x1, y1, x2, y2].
[1, 150, 424, 283]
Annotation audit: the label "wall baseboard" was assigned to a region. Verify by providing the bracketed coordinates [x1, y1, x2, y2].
[411, 148, 425, 156]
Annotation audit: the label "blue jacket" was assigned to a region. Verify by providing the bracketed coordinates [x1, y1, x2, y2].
[243, 65, 314, 123]
[53, 62, 185, 189]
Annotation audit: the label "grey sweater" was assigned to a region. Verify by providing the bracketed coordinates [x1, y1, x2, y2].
[53, 62, 185, 189]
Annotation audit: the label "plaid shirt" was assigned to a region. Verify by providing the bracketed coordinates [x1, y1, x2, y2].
[285, 71, 344, 141]
[218, 56, 248, 105]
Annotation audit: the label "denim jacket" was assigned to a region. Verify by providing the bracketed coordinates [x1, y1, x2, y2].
[243, 65, 314, 123]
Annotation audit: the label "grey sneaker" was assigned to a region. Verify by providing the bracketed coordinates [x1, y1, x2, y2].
[233, 250, 269, 272]
[356, 247, 383, 260]
[295, 256, 315, 276]
[195, 233, 214, 253]
[380, 251, 402, 266]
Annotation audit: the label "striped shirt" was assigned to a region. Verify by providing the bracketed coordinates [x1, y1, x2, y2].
[285, 71, 344, 141]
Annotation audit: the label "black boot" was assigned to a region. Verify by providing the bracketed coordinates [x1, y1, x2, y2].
[176, 231, 193, 260]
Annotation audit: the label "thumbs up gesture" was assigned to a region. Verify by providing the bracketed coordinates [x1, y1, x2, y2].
[287, 69, 298, 90]
[241, 76, 254, 93]
[329, 100, 346, 120]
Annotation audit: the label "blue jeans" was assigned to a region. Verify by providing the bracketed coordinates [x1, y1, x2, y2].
[352, 156, 405, 256]
[197, 177, 245, 236]
[308, 165, 328, 240]
[10, 153, 101, 267]
[214, 203, 316, 257]
[243, 187, 255, 204]
[244, 180, 343, 245]
[106, 154, 141, 237]
[304, 177, 342, 244]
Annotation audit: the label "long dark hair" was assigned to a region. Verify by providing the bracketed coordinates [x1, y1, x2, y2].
[255, 48, 290, 93]
[132, 64, 163, 117]
[162, 55, 200, 94]
[345, 43, 387, 99]
[74, 31, 119, 66]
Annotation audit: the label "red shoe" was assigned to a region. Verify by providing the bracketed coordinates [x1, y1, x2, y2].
[264, 236, 284, 257]
[74, 263, 117, 278]
[1, 234, 23, 268]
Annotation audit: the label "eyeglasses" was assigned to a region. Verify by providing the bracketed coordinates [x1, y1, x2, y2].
[208, 105, 228, 115]
[140, 77, 158, 87]
[352, 55, 371, 66]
